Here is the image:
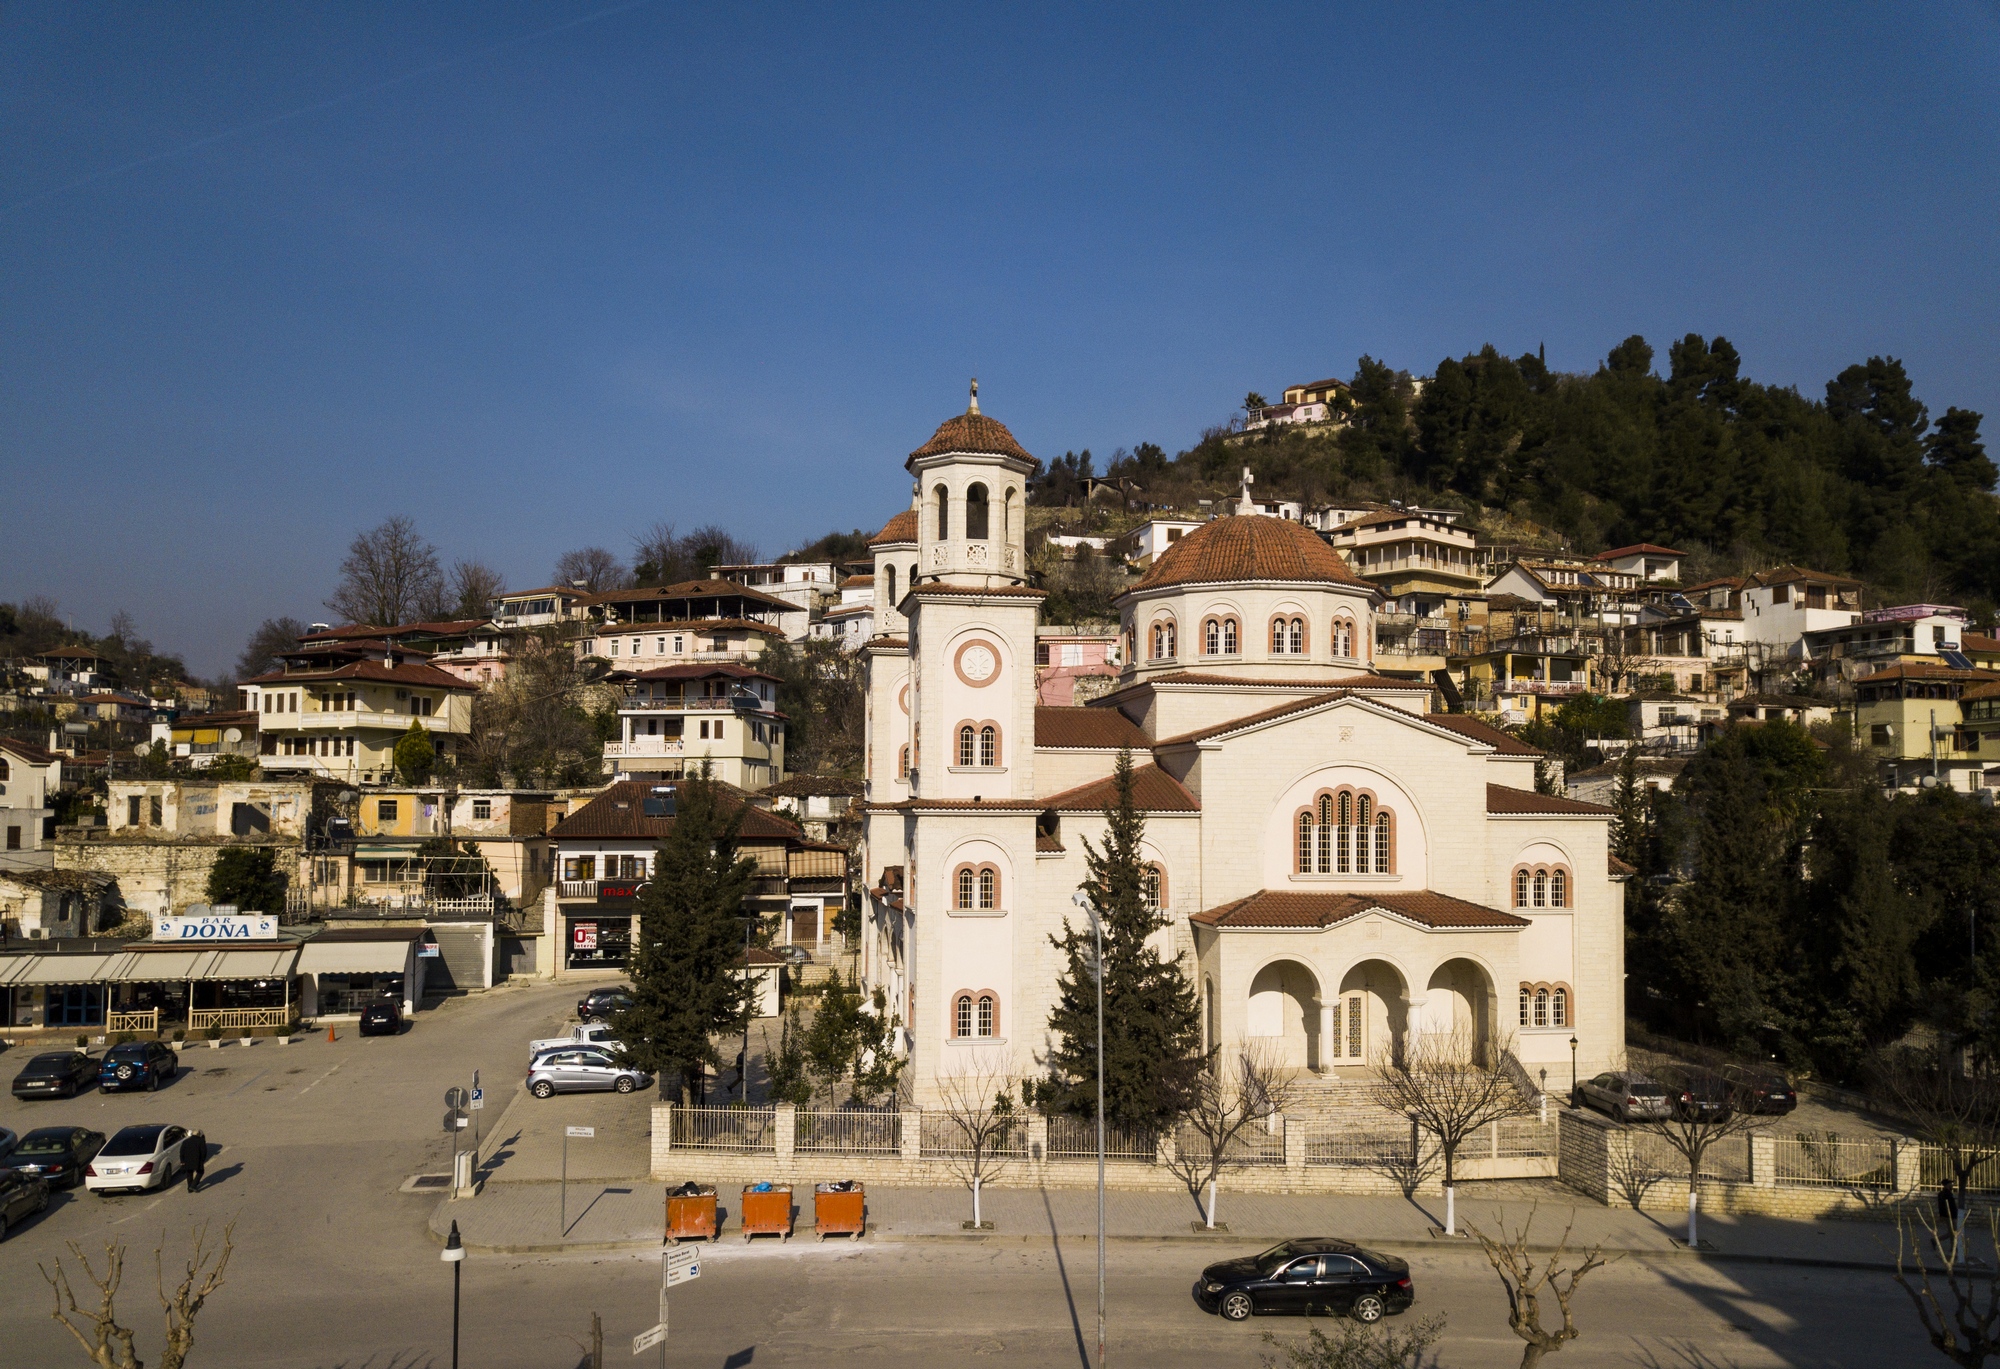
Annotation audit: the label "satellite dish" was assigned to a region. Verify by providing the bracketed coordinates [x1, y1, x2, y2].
[223, 728, 242, 744]
[133, 743, 151, 756]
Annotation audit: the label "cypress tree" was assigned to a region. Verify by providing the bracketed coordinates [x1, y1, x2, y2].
[1044, 749, 1202, 1131]
[615, 765, 757, 1103]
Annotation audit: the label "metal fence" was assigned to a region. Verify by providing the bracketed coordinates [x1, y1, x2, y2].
[1920, 1147, 2000, 1196]
[1775, 1135, 1895, 1190]
[671, 1105, 776, 1152]
[1045, 1115, 1159, 1163]
[919, 1113, 1031, 1159]
[1626, 1131, 1753, 1183]
[794, 1109, 902, 1155]
[1303, 1126, 1414, 1169]
[1173, 1120, 1285, 1168]
[1492, 1116, 1560, 1160]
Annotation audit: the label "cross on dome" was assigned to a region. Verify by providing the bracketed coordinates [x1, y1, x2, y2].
[968, 377, 979, 415]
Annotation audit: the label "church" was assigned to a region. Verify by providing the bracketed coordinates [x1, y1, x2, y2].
[858, 389, 1626, 1105]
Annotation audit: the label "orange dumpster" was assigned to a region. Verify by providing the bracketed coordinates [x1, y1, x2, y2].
[665, 1183, 718, 1243]
[740, 1184, 793, 1241]
[814, 1181, 865, 1241]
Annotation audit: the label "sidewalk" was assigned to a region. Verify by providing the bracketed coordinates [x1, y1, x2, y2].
[429, 1177, 1918, 1272]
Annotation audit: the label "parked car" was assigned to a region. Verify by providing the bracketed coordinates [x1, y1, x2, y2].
[772, 945, 813, 967]
[359, 1001, 404, 1036]
[99, 1041, 179, 1093]
[12, 1052, 96, 1100]
[85, 1123, 190, 1195]
[576, 988, 634, 1023]
[0, 1169, 50, 1240]
[1577, 1071, 1673, 1123]
[1194, 1240, 1415, 1323]
[1671, 1071, 1733, 1123]
[0, 1127, 105, 1189]
[1720, 1065, 1797, 1115]
[529, 1023, 623, 1057]
[527, 1048, 651, 1098]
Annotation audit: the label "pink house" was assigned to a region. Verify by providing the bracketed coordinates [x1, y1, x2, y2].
[1034, 628, 1121, 705]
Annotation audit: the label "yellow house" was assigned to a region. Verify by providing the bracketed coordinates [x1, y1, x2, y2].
[1855, 662, 1991, 791]
[239, 661, 475, 784]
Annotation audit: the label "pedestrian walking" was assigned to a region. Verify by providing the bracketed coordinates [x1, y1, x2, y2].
[181, 1130, 207, 1193]
[1941, 1177, 1963, 1263]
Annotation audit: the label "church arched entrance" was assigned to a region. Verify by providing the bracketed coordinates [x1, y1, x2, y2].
[1422, 958, 1498, 1064]
[1333, 959, 1409, 1067]
[1246, 959, 1321, 1070]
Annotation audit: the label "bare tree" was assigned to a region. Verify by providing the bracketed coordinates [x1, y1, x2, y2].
[461, 626, 610, 787]
[933, 1067, 1023, 1229]
[447, 559, 506, 620]
[1873, 1046, 2000, 1198]
[1464, 1208, 1616, 1369]
[1624, 1063, 1767, 1247]
[1897, 1203, 2000, 1366]
[40, 1220, 236, 1369]
[553, 547, 628, 594]
[325, 516, 443, 627]
[1164, 1043, 1295, 1230]
[1259, 1314, 1445, 1369]
[1369, 1026, 1532, 1235]
[233, 616, 307, 680]
[631, 522, 758, 587]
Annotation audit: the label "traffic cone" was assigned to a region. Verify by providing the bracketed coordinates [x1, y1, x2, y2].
[326, 1025, 336, 1043]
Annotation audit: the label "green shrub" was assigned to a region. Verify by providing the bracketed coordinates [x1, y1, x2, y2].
[204, 1024, 222, 1040]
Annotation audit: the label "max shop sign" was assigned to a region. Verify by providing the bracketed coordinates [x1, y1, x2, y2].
[597, 882, 641, 899]
[154, 912, 278, 941]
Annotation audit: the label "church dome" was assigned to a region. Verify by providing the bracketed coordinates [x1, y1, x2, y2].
[908, 410, 1034, 464]
[1131, 514, 1367, 592]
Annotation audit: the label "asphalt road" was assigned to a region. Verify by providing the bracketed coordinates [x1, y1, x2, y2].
[0, 983, 1942, 1367]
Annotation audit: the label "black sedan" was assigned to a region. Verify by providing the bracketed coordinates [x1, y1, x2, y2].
[1194, 1240, 1414, 1323]
[359, 1001, 403, 1036]
[1722, 1065, 1798, 1115]
[0, 1169, 50, 1240]
[0, 1127, 105, 1189]
[576, 988, 634, 1023]
[99, 1041, 178, 1093]
[11, 1051, 96, 1100]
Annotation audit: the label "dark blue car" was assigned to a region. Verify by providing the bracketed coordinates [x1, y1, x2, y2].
[98, 1042, 178, 1093]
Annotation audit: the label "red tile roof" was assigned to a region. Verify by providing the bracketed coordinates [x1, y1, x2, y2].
[0, 737, 62, 764]
[1608, 854, 1636, 879]
[1593, 543, 1684, 560]
[586, 580, 795, 612]
[1859, 662, 1990, 684]
[1033, 706, 1149, 749]
[907, 584, 1048, 599]
[869, 510, 919, 546]
[1041, 763, 1200, 813]
[909, 411, 1035, 464]
[1485, 784, 1612, 815]
[550, 780, 805, 842]
[1131, 515, 1368, 592]
[1191, 889, 1528, 931]
[621, 663, 778, 684]
[1422, 714, 1544, 756]
[239, 661, 475, 690]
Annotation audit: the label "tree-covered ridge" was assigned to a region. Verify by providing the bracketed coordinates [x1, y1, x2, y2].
[1048, 336, 1994, 615]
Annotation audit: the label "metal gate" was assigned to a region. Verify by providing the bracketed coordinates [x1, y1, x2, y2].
[427, 926, 489, 993]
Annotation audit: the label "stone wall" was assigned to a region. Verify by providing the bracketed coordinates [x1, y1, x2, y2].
[54, 836, 298, 924]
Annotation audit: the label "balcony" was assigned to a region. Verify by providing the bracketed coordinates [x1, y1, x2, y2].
[619, 695, 758, 713]
[280, 711, 453, 731]
[604, 738, 685, 759]
[1496, 679, 1587, 696]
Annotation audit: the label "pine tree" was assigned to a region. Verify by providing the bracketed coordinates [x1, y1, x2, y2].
[1044, 750, 1202, 1131]
[615, 766, 757, 1103]
[1610, 748, 1644, 866]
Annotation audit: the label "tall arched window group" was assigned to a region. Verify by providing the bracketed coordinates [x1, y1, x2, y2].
[1332, 616, 1356, 659]
[1269, 616, 1307, 654]
[1511, 865, 1571, 909]
[1201, 616, 1240, 656]
[952, 863, 1002, 911]
[1150, 618, 1177, 660]
[1518, 983, 1571, 1028]
[954, 721, 1001, 768]
[1295, 789, 1395, 875]
[929, 483, 1017, 547]
[952, 990, 999, 1038]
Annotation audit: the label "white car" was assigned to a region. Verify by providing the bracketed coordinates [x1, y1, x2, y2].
[529, 1023, 623, 1058]
[85, 1123, 190, 1195]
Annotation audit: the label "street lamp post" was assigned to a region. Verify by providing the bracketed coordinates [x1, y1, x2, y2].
[1569, 1035, 1579, 1107]
[1072, 889, 1105, 1369]
[441, 1219, 465, 1369]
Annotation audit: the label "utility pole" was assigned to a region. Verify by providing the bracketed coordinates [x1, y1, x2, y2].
[1072, 889, 1106, 1368]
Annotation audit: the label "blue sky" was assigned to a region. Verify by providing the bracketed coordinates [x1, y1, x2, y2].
[3, 2, 1997, 676]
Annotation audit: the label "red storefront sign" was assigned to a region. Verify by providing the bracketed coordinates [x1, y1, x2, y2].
[572, 922, 598, 951]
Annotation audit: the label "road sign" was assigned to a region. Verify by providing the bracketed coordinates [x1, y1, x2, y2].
[470, 1087, 485, 1110]
[442, 1109, 468, 1134]
[663, 1261, 700, 1288]
[445, 1087, 468, 1110]
[631, 1322, 668, 1354]
[567, 1126, 595, 1139]
[665, 1245, 699, 1272]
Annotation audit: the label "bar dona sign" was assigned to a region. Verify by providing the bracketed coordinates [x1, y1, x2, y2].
[154, 905, 278, 941]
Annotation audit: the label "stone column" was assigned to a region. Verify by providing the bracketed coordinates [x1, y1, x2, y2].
[775, 1102, 796, 1160]
[541, 884, 559, 981]
[1283, 1115, 1306, 1174]
[1750, 1132, 1777, 1190]
[1893, 1139, 1921, 1195]
[1317, 999, 1337, 1071]
[900, 1108, 923, 1162]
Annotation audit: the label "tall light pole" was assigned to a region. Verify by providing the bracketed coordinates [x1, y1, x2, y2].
[1072, 889, 1105, 1368]
[441, 1219, 464, 1369]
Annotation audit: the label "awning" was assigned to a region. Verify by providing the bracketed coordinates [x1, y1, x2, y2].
[100, 949, 206, 982]
[9, 953, 117, 985]
[354, 844, 419, 857]
[187, 947, 300, 980]
[296, 940, 413, 975]
[0, 956, 44, 986]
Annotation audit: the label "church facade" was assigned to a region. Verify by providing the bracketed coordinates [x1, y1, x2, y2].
[859, 393, 1626, 1104]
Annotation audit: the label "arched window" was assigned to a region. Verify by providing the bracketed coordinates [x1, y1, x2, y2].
[1550, 869, 1567, 908]
[1514, 869, 1531, 907]
[957, 867, 975, 908]
[953, 864, 1001, 910]
[977, 993, 995, 1035]
[1334, 619, 1353, 658]
[957, 725, 976, 767]
[1222, 618, 1238, 653]
[1271, 618, 1287, 653]
[1142, 863, 1166, 912]
[978, 868, 996, 909]
[1151, 619, 1176, 660]
[1513, 864, 1571, 909]
[1204, 618, 1221, 655]
[1533, 870, 1548, 908]
[966, 483, 990, 540]
[979, 725, 997, 767]
[1518, 987, 1532, 1026]
[934, 484, 950, 540]
[953, 991, 999, 1038]
[897, 744, 909, 779]
[1534, 987, 1550, 1027]
[886, 564, 897, 604]
[956, 994, 973, 1038]
[1288, 618, 1304, 654]
[1552, 986, 1569, 1027]
[1295, 788, 1396, 876]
